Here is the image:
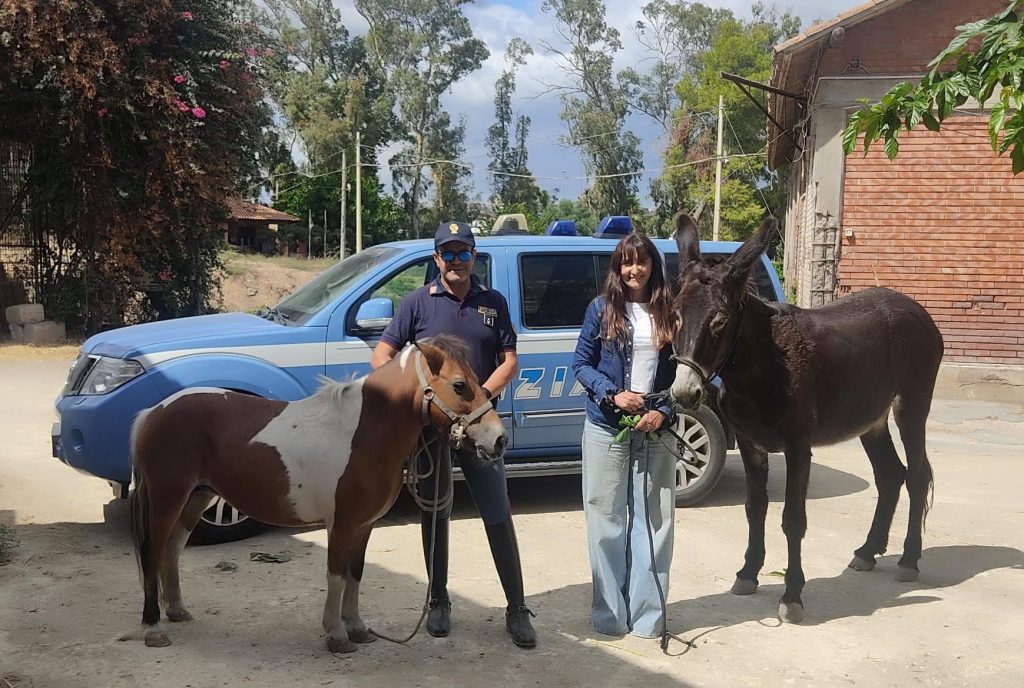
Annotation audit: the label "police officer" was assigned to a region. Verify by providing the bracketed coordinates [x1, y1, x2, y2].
[370, 221, 537, 648]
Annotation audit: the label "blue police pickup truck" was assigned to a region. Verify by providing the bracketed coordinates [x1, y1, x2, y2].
[52, 223, 784, 543]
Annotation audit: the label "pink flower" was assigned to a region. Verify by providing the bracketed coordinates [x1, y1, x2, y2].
[97, 107, 108, 118]
[127, 36, 144, 46]
[218, 60, 230, 70]
[244, 47, 257, 58]
[158, 268, 172, 282]
[240, 72, 252, 83]
[191, 107, 206, 119]
[181, 11, 193, 20]
[174, 75, 186, 84]
[174, 99, 190, 112]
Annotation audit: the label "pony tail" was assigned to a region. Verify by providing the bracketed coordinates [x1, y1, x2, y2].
[129, 467, 149, 584]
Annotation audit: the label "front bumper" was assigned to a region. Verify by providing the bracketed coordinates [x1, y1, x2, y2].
[52, 373, 165, 483]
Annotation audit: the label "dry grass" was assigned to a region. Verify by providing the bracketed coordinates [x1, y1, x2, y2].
[220, 250, 334, 275]
[0, 341, 80, 361]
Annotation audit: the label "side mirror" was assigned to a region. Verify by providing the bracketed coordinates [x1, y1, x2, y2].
[355, 297, 394, 330]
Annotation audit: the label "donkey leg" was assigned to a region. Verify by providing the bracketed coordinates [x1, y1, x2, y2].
[161, 490, 216, 622]
[341, 525, 376, 644]
[732, 437, 769, 596]
[893, 396, 935, 582]
[850, 420, 906, 572]
[323, 524, 357, 654]
[779, 445, 811, 624]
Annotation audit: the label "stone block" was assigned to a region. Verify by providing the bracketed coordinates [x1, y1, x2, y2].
[9, 322, 24, 343]
[23, 320, 66, 346]
[5, 303, 45, 326]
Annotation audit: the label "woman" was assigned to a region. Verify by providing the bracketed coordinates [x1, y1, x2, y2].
[572, 232, 677, 638]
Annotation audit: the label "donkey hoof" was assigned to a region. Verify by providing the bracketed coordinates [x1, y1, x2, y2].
[166, 608, 193, 622]
[730, 578, 758, 596]
[144, 631, 172, 647]
[848, 555, 876, 571]
[778, 602, 804, 624]
[348, 627, 377, 644]
[326, 635, 357, 654]
[895, 566, 920, 582]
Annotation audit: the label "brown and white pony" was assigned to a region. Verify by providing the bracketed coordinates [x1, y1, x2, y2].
[669, 214, 943, 624]
[129, 335, 505, 652]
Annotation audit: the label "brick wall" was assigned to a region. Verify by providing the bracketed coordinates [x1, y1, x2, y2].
[819, 0, 1009, 77]
[840, 117, 1024, 364]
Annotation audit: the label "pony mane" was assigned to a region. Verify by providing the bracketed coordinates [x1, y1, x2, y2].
[418, 334, 471, 368]
[314, 373, 360, 408]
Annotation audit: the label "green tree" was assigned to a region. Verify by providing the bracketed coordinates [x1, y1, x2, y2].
[540, 0, 643, 217]
[0, 0, 272, 330]
[655, 2, 799, 237]
[843, 0, 1024, 173]
[355, 0, 488, 238]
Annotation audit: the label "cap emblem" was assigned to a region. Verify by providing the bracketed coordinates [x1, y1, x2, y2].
[449, 223, 459, 234]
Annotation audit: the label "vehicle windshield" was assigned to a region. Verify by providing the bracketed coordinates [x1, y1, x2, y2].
[274, 245, 401, 325]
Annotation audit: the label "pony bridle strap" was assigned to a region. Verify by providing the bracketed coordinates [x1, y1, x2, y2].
[414, 350, 492, 449]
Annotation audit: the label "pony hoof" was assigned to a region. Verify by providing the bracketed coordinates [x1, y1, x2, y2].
[166, 608, 193, 622]
[348, 627, 377, 644]
[895, 566, 919, 582]
[730, 578, 758, 595]
[144, 632, 172, 647]
[326, 635, 357, 654]
[778, 602, 804, 624]
[848, 555, 876, 571]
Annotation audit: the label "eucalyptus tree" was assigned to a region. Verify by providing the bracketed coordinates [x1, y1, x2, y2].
[540, 0, 643, 217]
[355, 0, 488, 237]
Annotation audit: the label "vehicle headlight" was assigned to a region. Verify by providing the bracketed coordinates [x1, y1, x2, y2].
[78, 356, 144, 395]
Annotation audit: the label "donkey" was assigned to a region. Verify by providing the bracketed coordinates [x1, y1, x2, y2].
[669, 214, 944, 623]
[129, 335, 505, 652]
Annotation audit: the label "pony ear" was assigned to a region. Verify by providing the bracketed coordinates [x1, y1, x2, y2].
[415, 341, 445, 376]
[726, 217, 777, 285]
[673, 213, 701, 268]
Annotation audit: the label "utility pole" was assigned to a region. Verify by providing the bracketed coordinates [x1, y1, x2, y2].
[340, 150, 347, 260]
[355, 130, 363, 253]
[713, 94, 724, 242]
[323, 209, 328, 259]
[307, 208, 312, 260]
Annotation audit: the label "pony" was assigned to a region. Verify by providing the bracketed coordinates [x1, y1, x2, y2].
[669, 214, 943, 623]
[129, 335, 506, 652]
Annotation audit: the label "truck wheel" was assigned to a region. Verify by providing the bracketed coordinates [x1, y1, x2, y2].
[671, 404, 727, 507]
[188, 497, 269, 545]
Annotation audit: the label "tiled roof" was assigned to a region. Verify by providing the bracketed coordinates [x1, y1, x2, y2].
[225, 198, 300, 223]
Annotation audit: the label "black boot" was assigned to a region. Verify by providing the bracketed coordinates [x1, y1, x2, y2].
[421, 511, 450, 637]
[485, 517, 537, 648]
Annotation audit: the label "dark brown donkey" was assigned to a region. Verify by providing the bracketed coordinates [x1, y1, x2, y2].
[129, 335, 506, 652]
[669, 214, 943, 623]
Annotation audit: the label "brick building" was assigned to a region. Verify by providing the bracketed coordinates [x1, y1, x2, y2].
[768, 0, 1024, 366]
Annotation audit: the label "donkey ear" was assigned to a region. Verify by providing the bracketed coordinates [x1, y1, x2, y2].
[673, 213, 701, 267]
[727, 217, 777, 284]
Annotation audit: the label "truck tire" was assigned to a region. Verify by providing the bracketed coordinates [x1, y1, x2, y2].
[188, 497, 269, 545]
[671, 404, 727, 507]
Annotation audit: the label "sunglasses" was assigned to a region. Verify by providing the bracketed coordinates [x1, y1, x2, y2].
[438, 249, 473, 263]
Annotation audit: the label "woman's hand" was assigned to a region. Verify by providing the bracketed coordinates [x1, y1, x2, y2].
[612, 390, 646, 414]
[633, 409, 665, 433]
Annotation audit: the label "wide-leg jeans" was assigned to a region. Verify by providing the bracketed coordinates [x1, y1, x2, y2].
[581, 418, 676, 638]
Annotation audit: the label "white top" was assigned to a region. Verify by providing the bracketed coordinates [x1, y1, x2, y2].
[626, 301, 658, 394]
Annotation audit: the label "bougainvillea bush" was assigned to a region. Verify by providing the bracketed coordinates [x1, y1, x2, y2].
[0, 0, 271, 330]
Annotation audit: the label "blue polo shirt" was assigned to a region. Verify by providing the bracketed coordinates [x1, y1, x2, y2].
[380, 274, 516, 382]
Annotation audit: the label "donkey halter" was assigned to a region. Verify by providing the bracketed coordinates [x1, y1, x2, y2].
[413, 350, 493, 449]
[670, 300, 747, 395]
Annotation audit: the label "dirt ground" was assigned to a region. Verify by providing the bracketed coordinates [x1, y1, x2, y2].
[216, 252, 328, 314]
[2, 359, 1023, 688]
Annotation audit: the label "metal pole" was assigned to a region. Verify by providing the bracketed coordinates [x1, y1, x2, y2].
[340, 150, 347, 260]
[713, 95, 724, 242]
[307, 208, 312, 260]
[355, 131, 363, 253]
[323, 209, 328, 258]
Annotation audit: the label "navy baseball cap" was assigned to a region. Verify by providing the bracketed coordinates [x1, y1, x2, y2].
[434, 221, 476, 250]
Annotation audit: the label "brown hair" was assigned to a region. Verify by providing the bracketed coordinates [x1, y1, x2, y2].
[601, 233, 675, 348]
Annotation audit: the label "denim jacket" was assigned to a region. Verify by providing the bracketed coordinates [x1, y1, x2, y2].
[572, 296, 676, 432]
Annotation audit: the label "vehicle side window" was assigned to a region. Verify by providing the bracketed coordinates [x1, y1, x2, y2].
[665, 252, 778, 302]
[521, 254, 601, 328]
[367, 258, 433, 312]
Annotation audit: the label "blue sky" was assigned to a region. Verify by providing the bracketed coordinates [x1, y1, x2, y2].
[335, 0, 862, 209]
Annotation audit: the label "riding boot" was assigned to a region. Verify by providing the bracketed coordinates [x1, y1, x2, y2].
[484, 517, 537, 648]
[420, 510, 451, 637]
